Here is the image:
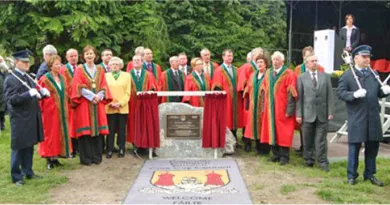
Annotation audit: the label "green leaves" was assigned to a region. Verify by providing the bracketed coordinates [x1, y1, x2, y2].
[0, 0, 286, 70]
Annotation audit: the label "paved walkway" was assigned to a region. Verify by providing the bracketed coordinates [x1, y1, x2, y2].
[291, 132, 390, 161]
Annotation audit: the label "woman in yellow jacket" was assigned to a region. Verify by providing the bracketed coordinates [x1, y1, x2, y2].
[105, 57, 131, 158]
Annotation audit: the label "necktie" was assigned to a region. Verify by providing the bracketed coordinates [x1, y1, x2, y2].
[273, 71, 277, 79]
[361, 68, 367, 76]
[227, 66, 232, 76]
[312, 72, 317, 88]
[147, 63, 152, 72]
[137, 71, 141, 81]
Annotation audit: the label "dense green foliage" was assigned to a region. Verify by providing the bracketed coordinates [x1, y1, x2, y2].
[0, 0, 287, 69]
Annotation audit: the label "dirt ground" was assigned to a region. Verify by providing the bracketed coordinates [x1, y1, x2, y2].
[49, 151, 327, 204]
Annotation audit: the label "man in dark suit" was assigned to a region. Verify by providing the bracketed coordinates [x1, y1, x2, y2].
[178, 53, 192, 76]
[337, 45, 390, 186]
[296, 54, 335, 171]
[4, 50, 45, 186]
[160, 56, 185, 102]
[340, 14, 360, 52]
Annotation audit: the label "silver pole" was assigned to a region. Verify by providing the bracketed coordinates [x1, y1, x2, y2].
[288, 0, 293, 66]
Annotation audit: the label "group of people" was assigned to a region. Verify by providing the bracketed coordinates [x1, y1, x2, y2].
[3, 38, 388, 187]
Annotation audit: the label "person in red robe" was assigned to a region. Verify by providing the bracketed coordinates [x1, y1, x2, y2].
[212, 49, 243, 144]
[129, 48, 162, 83]
[159, 56, 185, 103]
[183, 57, 211, 107]
[243, 54, 270, 154]
[238, 47, 264, 148]
[39, 55, 72, 170]
[294, 46, 325, 154]
[261, 51, 297, 165]
[126, 46, 145, 71]
[59, 48, 79, 158]
[127, 55, 158, 145]
[200, 48, 219, 80]
[71, 45, 112, 166]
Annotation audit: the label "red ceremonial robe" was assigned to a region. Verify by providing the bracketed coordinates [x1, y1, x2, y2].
[261, 66, 297, 147]
[60, 63, 77, 138]
[126, 61, 134, 72]
[238, 61, 258, 128]
[127, 69, 158, 143]
[182, 72, 211, 107]
[159, 69, 186, 103]
[71, 64, 112, 138]
[38, 73, 72, 157]
[212, 64, 243, 129]
[243, 71, 265, 140]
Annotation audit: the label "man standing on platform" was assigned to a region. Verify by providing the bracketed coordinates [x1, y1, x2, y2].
[143, 48, 162, 83]
[5, 50, 45, 186]
[100, 49, 113, 73]
[337, 45, 390, 186]
[261, 51, 297, 165]
[294, 46, 326, 154]
[200, 48, 219, 79]
[212, 49, 243, 144]
[159, 56, 185, 103]
[178, 52, 191, 75]
[296, 54, 334, 171]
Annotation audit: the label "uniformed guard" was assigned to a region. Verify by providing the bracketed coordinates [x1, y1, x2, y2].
[337, 45, 390, 186]
[4, 50, 45, 186]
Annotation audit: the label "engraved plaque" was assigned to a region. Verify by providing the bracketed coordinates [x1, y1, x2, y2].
[166, 114, 201, 139]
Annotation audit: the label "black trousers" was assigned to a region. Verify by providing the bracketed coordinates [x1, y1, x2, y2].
[78, 135, 103, 165]
[347, 141, 379, 179]
[0, 111, 5, 126]
[272, 144, 290, 161]
[107, 114, 128, 151]
[71, 138, 78, 154]
[11, 146, 34, 183]
[302, 119, 329, 166]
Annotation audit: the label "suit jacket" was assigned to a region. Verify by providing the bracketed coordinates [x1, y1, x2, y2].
[160, 69, 185, 102]
[337, 68, 388, 143]
[296, 71, 335, 123]
[340, 26, 360, 50]
[4, 70, 44, 150]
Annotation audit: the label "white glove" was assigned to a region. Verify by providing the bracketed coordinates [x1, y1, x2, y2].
[29, 89, 41, 98]
[381, 85, 390, 95]
[353, 89, 367, 98]
[40, 88, 51, 97]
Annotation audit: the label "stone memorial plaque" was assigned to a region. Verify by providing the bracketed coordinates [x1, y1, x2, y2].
[166, 113, 201, 139]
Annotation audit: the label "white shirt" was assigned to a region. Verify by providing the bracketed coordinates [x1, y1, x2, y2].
[223, 63, 233, 76]
[309, 70, 318, 82]
[274, 66, 283, 74]
[179, 65, 188, 74]
[171, 68, 179, 76]
[195, 71, 204, 84]
[344, 25, 356, 48]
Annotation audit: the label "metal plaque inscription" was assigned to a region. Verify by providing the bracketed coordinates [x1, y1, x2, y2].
[166, 114, 201, 139]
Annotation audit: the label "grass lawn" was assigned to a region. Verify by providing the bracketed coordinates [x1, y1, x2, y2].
[0, 118, 81, 203]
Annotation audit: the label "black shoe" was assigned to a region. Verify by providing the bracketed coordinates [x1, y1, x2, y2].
[306, 161, 314, 167]
[106, 151, 113, 159]
[93, 161, 102, 165]
[364, 176, 384, 187]
[244, 141, 252, 152]
[70, 152, 76, 158]
[152, 152, 158, 157]
[81, 162, 92, 166]
[53, 159, 64, 167]
[112, 147, 120, 153]
[295, 147, 303, 153]
[280, 158, 289, 166]
[14, 180, 24, 186]
[118, 149, 125, 158]
[347, 178, 357, 185]
[267, 156, 280, 163]
[26, 174, 42, 180]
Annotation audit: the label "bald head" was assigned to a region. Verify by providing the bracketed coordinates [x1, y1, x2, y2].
[66, 48, 79, 65]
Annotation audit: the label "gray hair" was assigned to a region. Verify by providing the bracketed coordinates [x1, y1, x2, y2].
[246, 52, 252, 60]
[304, 54, 316, 63]
[134, 46, 145, 55]
[109, 56, 124, 68]
[251, 47, 264, 58]
[271, 51, 285, 61]
[43, 44, 58, 55]
[200, 48, 210, 56]
[66, 48, 78, 56]
[132, 55, 142, 61]
[169, 56, 179, 64]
